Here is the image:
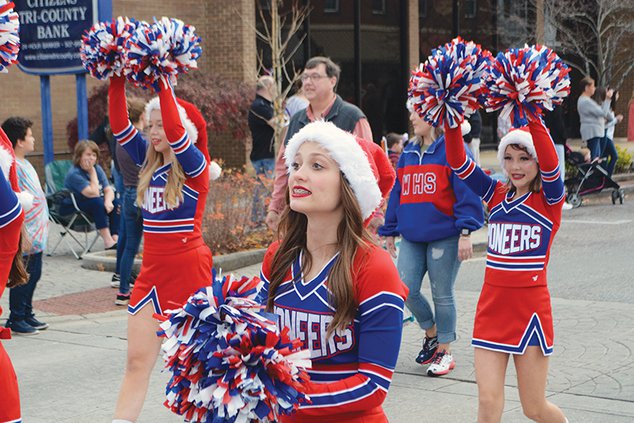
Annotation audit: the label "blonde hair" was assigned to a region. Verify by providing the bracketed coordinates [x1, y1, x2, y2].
[136, 146, 186, 208]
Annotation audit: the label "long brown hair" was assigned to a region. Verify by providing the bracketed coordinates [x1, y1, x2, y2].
[7, 232, 28, 288]
[267, 174, 375, 338]
[504, 144, 542, 194]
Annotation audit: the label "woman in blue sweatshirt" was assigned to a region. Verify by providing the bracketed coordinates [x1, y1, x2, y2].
[379, 109, 483, 376]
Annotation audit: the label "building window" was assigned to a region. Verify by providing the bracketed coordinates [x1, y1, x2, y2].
[324, 0, 339, 13]
[419, 0, 427, 18]
[372, 0, 386, 15]
[465, 0, 477, 18]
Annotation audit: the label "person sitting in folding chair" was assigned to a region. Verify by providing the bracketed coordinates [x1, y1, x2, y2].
[63, 140, 119, 250]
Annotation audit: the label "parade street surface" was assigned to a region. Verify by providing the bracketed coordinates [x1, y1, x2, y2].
[3, 146, 634, 422]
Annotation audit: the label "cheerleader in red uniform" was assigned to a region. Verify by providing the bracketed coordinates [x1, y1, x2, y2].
[108, 75, 213, 422]
[0, 127, 30, 423]
[444, 115, 568, 422]
[258, 121, 407, 423]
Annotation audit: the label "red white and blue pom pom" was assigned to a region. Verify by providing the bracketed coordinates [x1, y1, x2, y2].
[0, 1, 20, 73]
[408, 37, 492, 128]
[124, 17, 202, 90]
[80, 17, 142, 80]
[159, 270, 311, 423]
[485, 45, 571, 127]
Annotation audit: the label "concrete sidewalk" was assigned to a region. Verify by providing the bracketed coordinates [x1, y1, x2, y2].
[2, 141, 633, 422]
[3, 250, 634, 422]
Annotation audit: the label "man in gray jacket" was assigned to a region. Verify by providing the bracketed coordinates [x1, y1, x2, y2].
[577, 76, 613, 160]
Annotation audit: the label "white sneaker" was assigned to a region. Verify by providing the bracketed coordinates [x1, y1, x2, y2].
[562, 202, 573, 210]
[427, 351, 455, 377]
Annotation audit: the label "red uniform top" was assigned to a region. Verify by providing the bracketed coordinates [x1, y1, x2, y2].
[259, 241, 408, 422]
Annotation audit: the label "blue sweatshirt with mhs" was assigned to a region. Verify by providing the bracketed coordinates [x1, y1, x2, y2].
[378, 136, 484, 242]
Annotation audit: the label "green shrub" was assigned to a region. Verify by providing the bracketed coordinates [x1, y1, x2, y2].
[615, 145, 633, 174]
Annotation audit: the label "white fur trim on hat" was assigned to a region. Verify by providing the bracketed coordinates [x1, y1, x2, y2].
[461, 120, 471, 136]
[144, 97, 199, 144]
[497, 128, 537, 176]
[208, 160, 222, 181]
[284, 121, 381, 219]
[17, 191, 34, 211]
[0, 144, 12, 180]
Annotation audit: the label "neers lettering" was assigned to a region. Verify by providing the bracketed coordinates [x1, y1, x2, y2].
[488, 222, 541, 255]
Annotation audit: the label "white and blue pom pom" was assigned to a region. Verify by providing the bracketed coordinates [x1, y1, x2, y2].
[158, 270, 311, 423]
[485, 45, 571, 127]
[124, 17, 202, 90]
[0, 1, 20, 73]
[408, 37, 492, 128]
[80, 17, 142, 80]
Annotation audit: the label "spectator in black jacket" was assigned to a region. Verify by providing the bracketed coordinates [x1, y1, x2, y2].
[544, 105, 573, 210]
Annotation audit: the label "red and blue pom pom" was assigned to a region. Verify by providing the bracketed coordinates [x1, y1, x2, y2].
[0, 1, 20, 73]
[159, 270, 311, 423]
[124, 17, 202, 90]
[80, 17, 143, 80]
[409, 37, 492, 128]
[485, 45, 571, 127]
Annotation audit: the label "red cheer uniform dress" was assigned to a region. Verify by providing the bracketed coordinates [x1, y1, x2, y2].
[0, 127, 24, 423]
[108, 77, 212, 316]
[258, 241, 409, 422]
[445, 119, 565, 355]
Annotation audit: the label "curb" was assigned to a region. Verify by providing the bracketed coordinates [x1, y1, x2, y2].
[81, 248, 267, 274]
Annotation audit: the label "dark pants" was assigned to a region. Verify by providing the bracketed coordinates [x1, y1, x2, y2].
[586, 136, 604, 160]
[115, 187, 143, 294]
[71, 196, 120, 235]
[602, 137, 618, 177]
[8, 252, 43, 322]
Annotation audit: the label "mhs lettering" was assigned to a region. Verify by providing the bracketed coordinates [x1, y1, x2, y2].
[402, 172, 436, 196]
[488, 223, 542, 255]
[275, 306, 353, 359]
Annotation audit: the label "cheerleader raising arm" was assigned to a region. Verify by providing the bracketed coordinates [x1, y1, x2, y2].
[444, 124, 500, 204]
[155, 77, 207, 178]
[108, 75, 148, 166]
[527, 118, 565, 205]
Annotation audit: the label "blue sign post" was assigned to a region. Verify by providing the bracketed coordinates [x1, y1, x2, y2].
[13, 0, 111, 166]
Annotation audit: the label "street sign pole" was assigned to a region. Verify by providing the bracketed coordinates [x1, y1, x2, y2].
[39, 75, 54, 165]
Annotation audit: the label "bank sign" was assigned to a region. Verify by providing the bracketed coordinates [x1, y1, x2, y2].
[14, 0, 99, 75]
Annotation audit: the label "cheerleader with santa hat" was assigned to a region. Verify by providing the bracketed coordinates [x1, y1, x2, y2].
[84, 18, 220, 422]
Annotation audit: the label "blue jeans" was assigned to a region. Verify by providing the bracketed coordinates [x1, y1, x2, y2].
[397, 236, 461, 344]
[602, 137, 618, 176]
[251, 158, 275, 178]
[115, 187, 143, 294]
[111, 165, 124, 200]
[8, 252, 43, 321]
[586, 136, 605, 160]
[251, 158, 275, 223]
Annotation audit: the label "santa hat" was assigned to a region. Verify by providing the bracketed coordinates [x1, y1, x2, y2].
[145, 96, 198, 144]
[497, 127, 537, 175]
[0, 128, 33, 210]
[145, 96, 222, 180]
[284, 121, 393, 220]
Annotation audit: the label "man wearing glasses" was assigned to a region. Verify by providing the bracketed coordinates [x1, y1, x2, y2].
[265, 56, 373, 231]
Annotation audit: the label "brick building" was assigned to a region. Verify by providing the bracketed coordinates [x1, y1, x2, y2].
[1, 0, 631, 176]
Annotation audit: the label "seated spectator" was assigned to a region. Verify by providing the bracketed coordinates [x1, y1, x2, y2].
[385, 132, 404, 168]
[63, 140, 119, 249]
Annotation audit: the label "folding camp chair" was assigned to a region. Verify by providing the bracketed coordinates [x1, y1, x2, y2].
[45, 160, 100, 259]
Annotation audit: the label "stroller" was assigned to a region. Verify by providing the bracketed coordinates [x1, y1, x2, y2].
[564, 145, 624, 208]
